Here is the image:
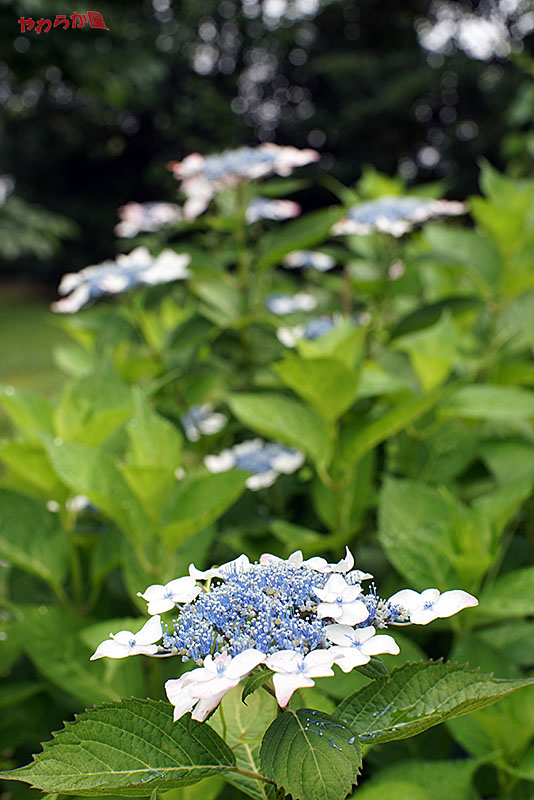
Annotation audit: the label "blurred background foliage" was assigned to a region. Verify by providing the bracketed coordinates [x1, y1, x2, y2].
[0, 0, 533, 280]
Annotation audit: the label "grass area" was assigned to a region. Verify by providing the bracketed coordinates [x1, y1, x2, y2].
[0, 281, 70, 434]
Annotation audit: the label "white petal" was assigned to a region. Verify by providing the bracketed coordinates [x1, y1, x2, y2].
[331, 646, 370, 673]
[324, 624, 358, 647]
[134, 615, 163, 645]
[225, 649, 266, 680]
[304, 555, 330, 573]
[435, 590, 479, 618]
[332, 547, 355, 573]
[270, 451, 305, 474]
[204, 450, 235, 473]
[387, 589, 422, 614]
[165, 576, 201, 603]
[410, 606, 439, 625]
[246, 471, 278, 490]
[265, 649, 301, 673]
[137, 585, 172, 615]
[272, 673, 314, 707]
[191, 689, 229, 721]
[361, 634, 400, 657]
[337, 600, 370, 626]
[90, 639, 130, 660]
[189, 676, 237, 699]
[317, 602, 342, 620]
[188, 564, 220, 580]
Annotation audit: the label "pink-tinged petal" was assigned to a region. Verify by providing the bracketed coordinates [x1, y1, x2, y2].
[265, 649, 301, 673]
[260, 552, 281, 564]
[302, 555, 330, 572]
[190, 676, 238, 699]
[331, 646, 370, 673]
[165, 679, 197, 721]
[225, 649, 266, 680]
[191, 689, 229, 721]
[303, 662, 335, 679]
[273, 673, 314, 707]
[304, 650, 338, 670]
[332, 547, 354, 573]
[135, 615, 163, 645]
[361, 634, 400, 657]
[337, 600, 370, 626]
[435, 590, 478, 618]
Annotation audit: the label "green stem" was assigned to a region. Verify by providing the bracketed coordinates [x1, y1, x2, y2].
[230, 765, 276, 785]
[233, 185, 255, 385]
[342, 266, 352, 316]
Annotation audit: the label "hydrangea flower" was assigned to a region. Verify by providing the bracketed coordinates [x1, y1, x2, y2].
[168, 145, 319, 220]
[204, 438, 305, 490]
[331, 196, 467, 237]
[0, 175, 15, 205]
[90, 616, 162, 660]
[180, 404, 227, 442]
[115, 201, 183, 238]
[282, 250, 336, 272]
[137, 577, 201, 615]
[265, 292, 317, 315]
[276, 314, 342, 347]
[246, 197, 301, 224]
[51, 247, 191, 313]
[91, 548, 478, 721]
[387, 588, 479, 625]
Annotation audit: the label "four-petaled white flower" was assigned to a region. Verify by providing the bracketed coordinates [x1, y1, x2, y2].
[387, 588, 479, 625]
[90, 616, 162, 660]
[189, 553, 252, 581]
[137, 577, 201, 615]
[325, 625, 400, 672]
[265, 649, 337, 707]
[165, 649, 266, 721]
[313, 573, 369, 625]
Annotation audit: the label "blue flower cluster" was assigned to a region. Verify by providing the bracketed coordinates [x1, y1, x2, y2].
[161, 560, 400, 662]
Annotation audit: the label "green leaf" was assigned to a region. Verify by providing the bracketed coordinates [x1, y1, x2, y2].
[353, 758, 480, 800]
[257, 208, 344, 270]
[0, 698, 236, 795]
[394, 313, 460, 392]
[0, 440, 65, 501]
[161, 472, 246, 547]
[228, 392, 333, 470]
[312, 450, 375, 534]
[241, 666, 273, 704]
[0, 384, 54, 439]
[390, 296, 483, 339]
[476, 567, 534, 620]
[260, 708, 361, 800]
[356, 657, 389, 680]
[339, 388, 444, 471]
[274, 356, 361, 422]
[54, 368, 134, 446]
[211, 686, 277, 800]
[480, 440, 534, 485]
[45, 438, 150, 544]
[21, 607, 145, 706]
[440, 385, 534, 421]
[334, 660, 534, 745]
[378, 477, 492, 590]
[296, 323, 366, 370]
[0, 490, 68, 586]
[423, 223, 501, 291]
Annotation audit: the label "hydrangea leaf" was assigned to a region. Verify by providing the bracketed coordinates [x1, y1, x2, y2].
[334, 660, 534, 745]
[353, 758, 479, 800]
[257, 208, 344, 270]
[274, 355, 361, 422]
[0, 384, 54, 439]
[241, 665, 274, 704]
[260, 708, 362, 800]
[228, 392, 333, 470]
[440, 384, 534, 421]
[0, 489, 68, 587]
[0, 698, 236, 795]
[475, 567, 534, 620]
[211, 686, 277, 800]
[161, 471, 247, 547]
[355, 656, 389, 680]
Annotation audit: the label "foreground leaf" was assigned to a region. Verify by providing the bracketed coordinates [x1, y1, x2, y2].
[260, 708, 361, 800]
[334, 660, 534, 745]
[0, 698, 236, 795]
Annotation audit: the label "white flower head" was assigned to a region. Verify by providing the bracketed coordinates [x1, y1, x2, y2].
[181, 404, 227, 442]
[137, 577, 201, 615]
[165, 649, 265, 721]
[52, 247, 191, 313]
[332, 196, 467, 237]
[115, 201, 183, 238]
[282, 250, 336, 272]
[265, 292, 317, 315]
[265, 649, 337, 707]
[204, 439, 304, 490]
[90, 616, 162, 660]
[325, 625, 400, 673]
[313, 573, 370, 625]
[387, 588, 479, 625]
[246, 198, 301, 224]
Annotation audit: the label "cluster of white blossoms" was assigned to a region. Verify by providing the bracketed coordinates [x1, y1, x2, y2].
[332, 196, 467, 237]
[204, 439, 305, 490]
[51, 246, 191, 313]
[115, 201, 184, 238]
[168, 144, 319, 220]
[90, 548, 478, 722]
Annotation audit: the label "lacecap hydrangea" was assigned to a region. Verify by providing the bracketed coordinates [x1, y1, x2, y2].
[91, 548, 478, 722]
